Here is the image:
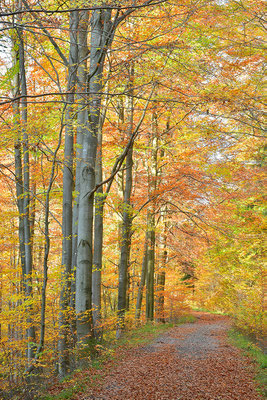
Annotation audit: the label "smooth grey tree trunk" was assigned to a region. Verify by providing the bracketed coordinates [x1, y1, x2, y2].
[58, 10, 79, 378]
[71, 10, 89, 312]
[92, 126, 104, 340]
[92, 79, 110, 339]
[116, 63, 134, 338]
[92, 72, 111, 339]
[90, 12, 156, 338]
[75, 1, 152, 346]
[17, 25, 36, 364]
[76, 8, 112, 346]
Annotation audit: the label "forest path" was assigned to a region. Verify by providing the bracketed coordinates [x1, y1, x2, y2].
[81, 313, 262, 400]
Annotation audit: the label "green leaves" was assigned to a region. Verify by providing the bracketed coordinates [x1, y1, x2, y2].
[0, 62, 19, 92]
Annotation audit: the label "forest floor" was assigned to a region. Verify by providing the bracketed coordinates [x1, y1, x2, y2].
[63, 312, 263, 400]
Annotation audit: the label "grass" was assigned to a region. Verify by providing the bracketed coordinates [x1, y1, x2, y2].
[228, 328, 267, 398]
[115, 315, 196, 348]
[191, 306, 227, 315]
[40, 314, 196, 400]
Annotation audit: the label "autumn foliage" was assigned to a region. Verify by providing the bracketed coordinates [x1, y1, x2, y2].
[0, 0, 265, 394]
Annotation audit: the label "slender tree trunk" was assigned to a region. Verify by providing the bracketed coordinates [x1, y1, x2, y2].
[156, 270, 166, 322]
[30, 178, 36, 239]
[92, 74, 112, 339]
[146, 213, 155, 321]
[146, 110, 158, 322]
[92, 63, 112, 338]
[156, 239, 166, 323]
[92, 126, 104, 339]
[126, 270, 131, 312]
[117, 63, 134, 338]
[155, 135, 168, 323]
[17, 24, 36, 364]
[58, 10, 79, 377]
[12, 35, 25, 278]
[26, 115, 63, 375]
[135, 237, 148, 322]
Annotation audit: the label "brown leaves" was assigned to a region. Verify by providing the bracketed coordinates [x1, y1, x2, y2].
[77, 314, 262, 400]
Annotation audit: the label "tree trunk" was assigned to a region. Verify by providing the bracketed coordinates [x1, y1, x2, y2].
[92, 74, 111, 339]
[135, 237, 148, 322]
[117, 63, 134, 338]
[92, 126, 104, 340]
[71, 10, 89, 313]
[58, 9, 79, 378]
[76, 7, 112, 346]
[146, 110, 158, 322]
[146, 213, 155, 321]
[11, 35, 25, 278]
[26, 107, 63, 375]
[156, 251, 166, 323]
[17, 24, 36, 364]
[155, 138, 168, 323]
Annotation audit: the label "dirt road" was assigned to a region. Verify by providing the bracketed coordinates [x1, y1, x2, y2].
[81, 313, 262, 400]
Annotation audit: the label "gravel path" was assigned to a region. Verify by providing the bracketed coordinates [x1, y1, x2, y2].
[78, 313, 263, 400]
[143, 320, 227, 358]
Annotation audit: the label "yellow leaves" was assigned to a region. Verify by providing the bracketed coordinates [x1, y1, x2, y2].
[194, 195, 265, 333]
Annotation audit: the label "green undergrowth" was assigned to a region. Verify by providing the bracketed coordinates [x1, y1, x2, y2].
[40, 314, 196, 400]
[228, 328, 267, 398]
[116, 314, 196, 349]
[191, 306, 227, 315]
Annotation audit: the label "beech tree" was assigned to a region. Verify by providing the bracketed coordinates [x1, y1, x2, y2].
[0, 0, 265, 390]
[10, 12, 36, 366]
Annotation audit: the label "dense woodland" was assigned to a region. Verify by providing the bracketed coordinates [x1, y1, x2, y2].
[0, 0, 265, 393]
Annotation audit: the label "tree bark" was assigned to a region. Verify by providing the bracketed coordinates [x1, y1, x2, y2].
[155, 134, 168, 323]
[17, 23, 36, 364]
[92, 71, 112, 339]
[116, 62, 134, 338]
[146, 213, 155, 321]
[135, 236, 148, 322]
[71, 10, 89, 312]
[76, 7, 112, 346]
[146, 110, 158, 322]
[58, 9, 79, 378]
[11, 35, 25, 279]
[92, 124, 104, 340]
[156, 236, 166, 323]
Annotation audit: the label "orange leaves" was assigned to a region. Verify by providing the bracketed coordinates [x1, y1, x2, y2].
[68, 314, 262, 400]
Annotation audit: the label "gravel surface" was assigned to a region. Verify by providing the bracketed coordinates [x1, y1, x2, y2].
[142, 321, 227, 358]
[78, 313, 263, 400]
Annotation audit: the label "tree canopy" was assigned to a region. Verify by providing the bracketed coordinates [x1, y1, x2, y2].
[0, 0, 265, 392]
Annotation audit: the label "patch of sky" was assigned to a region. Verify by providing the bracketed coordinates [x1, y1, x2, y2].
[215, 0, 229, 5]
[0, 32, 12, 72]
